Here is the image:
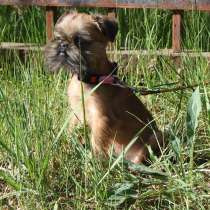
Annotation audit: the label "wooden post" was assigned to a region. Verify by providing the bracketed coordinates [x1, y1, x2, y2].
[172, 10, 182, 67]
[107, 9, 117, 59]
[172, 10, 182, 52]
[46, 6, 55, 41]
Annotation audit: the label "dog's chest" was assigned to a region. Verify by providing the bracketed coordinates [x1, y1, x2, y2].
[67, 76, 98, 121]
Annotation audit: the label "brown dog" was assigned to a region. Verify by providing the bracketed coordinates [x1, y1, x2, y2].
[45, 12, 164, 163]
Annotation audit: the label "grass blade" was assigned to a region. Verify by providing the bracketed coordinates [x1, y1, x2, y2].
[0, 169, 22, 191]
[203, 86, 210, 125]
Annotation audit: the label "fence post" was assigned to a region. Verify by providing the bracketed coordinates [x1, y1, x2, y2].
[172, 10, 182, 52]
[46, 6, 55, 42]
[107, 9, 117, 59]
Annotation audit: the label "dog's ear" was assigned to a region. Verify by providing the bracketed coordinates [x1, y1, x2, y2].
[92, 15, 118, 42]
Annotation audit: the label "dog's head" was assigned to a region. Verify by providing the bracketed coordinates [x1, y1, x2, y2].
[45, 12, 118, 75]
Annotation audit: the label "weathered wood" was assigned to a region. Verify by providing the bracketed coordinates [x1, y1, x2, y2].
[46, 6, 54, 41]
[0, 0, 210, 11]
[1, 43, 210, 58]
[172, 10, 182, 52]
[0, 42, 42, 51]
[110, 49, 210, 58]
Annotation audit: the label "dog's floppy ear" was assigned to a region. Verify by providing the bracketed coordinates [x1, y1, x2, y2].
[92, 15, 118, 42]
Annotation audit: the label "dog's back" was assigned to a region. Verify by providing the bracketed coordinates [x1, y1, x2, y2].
[68, 75, 163, 163]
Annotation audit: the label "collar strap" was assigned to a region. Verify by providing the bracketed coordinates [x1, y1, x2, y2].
[77, 64, 128, 89]
[78, 62, 118, 85]
[79, 74, 117, 85]
[78, 73, 127, 89]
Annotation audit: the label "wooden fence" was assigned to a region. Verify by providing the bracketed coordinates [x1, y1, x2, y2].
[0, 0, 210, 57]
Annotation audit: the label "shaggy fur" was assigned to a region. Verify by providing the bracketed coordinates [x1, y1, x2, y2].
[45, 12, 164, 163]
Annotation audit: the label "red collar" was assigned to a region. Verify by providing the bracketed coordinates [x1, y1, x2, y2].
[88, 75, 116, 85]
[77, 62, 119, 85]
[87, 74, 128, 90]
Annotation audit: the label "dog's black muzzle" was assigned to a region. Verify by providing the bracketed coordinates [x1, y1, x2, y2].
[57, 41, 69, 57]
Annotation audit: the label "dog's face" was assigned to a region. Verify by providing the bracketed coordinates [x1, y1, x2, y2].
[45, 12, 118, 74]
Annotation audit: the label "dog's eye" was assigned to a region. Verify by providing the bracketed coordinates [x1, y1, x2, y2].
[73, 35, 81, 47]
[73, 35, 91, 48]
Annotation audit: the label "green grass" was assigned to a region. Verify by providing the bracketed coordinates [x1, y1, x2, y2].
[0, 6, 210, 209]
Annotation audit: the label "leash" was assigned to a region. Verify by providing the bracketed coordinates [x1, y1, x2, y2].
[131, 80, 210, 95]
[78, 69, 210, 95]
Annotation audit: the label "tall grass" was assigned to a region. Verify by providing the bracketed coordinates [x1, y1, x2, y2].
[0, 6, 210, 209]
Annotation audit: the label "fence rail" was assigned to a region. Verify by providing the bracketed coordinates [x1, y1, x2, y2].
[0, 0, 210, 11]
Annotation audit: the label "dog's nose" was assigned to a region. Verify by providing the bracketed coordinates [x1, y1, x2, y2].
[60, 42, 68, 48]
[60, 42, 69, 51]
[58, 41, 69, 56]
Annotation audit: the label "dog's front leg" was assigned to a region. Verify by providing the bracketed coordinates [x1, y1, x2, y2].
[90, 131, 110, 157]
[69, 114, 80, 133]
[90, 134, 103, 156]
[69, 114, 87, 145]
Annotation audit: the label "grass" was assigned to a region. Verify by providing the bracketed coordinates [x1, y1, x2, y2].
[0, 6, 210, 209]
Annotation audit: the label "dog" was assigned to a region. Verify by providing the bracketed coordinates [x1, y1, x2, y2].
[45, 12, 164, 163]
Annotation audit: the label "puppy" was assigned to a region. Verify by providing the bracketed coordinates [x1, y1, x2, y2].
[45, 12, 164, 163]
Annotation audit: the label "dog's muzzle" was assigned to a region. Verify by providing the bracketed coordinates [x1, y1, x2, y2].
[57, 41, 69, 57]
